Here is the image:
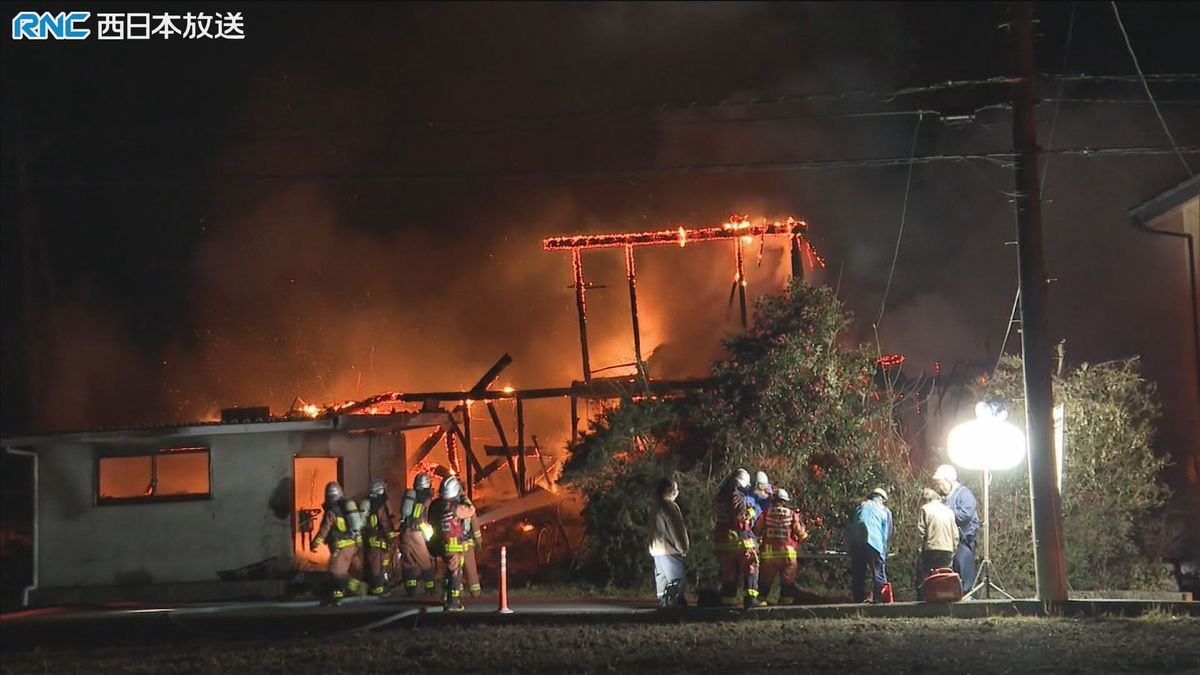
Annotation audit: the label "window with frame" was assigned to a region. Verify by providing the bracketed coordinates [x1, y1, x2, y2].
[97, 447, 211, 504]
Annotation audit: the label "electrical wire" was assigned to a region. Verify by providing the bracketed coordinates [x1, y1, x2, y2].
[13, 73, 1199, 142]
[27, 144, 1198, 188]
[1110, 1, 1195, 177]
[875, 114, 924, 329]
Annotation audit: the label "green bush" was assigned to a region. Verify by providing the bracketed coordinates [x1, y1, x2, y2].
[976, 356, 1175, 593]
[563, 280, 915, 593]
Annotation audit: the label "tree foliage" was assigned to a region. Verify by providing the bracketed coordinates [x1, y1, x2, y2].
[977, 355, 1174, 592]
[562, 281, 917, 591]
[562, 282, 1174, 596]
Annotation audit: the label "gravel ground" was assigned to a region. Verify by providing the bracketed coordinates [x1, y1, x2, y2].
[3, 615, 1198, 674]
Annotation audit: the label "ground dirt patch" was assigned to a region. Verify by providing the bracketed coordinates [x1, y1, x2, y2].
[2, 616, 1198, 674]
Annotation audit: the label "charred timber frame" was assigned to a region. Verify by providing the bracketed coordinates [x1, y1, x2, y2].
[544, 217, 816, 384]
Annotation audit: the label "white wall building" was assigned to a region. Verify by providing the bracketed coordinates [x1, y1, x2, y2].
[2, 411, 450, 606]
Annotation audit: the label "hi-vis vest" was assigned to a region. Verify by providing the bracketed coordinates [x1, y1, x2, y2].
[365, 496, 397, 550]
[402, 489, 434, 540]
[316, 500, 362, 550]
[713, 488, 756, 552]
[761, 504, 801, 560]
[430, 498, 467, 553]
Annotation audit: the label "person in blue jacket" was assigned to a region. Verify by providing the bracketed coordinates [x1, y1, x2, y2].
[745, 471, 774, 529]
[847, 487, 893, 603]
[933, 464, 980, 592]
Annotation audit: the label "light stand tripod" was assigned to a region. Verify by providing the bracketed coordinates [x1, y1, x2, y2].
[964, 469, 1014, 600]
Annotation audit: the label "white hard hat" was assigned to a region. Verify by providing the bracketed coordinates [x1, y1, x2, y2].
[933, 464, 957, 482]
[734, 469, 751, 489]
[871, 487, 889, 502]
[775, 488, 791, 503]
[755, 471, 770, 487]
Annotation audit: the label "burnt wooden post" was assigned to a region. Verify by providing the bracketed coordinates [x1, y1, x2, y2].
[624, 245, 646, 380]
[462, 405, 474, 500]
[735, 237, 748, 328]
[572, 248, 593, 383]
[486, 401, 521, 489]
[569, 395, 579, 446]
[516, 397, 527, 495]
[790, 229, 804, 282]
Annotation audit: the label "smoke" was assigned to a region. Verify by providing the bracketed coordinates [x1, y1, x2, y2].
[15, 3, 1198, 488]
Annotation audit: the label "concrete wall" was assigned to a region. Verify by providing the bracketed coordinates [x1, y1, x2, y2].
[33, 428, 406, 591]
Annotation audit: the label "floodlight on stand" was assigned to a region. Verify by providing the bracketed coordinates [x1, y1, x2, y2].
[947, 418, 1025, 471]
[946, 402, 1026, 601]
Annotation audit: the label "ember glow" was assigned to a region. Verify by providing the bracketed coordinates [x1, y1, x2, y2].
[875, 354, 908, 368]
[542, 215, 811, 251]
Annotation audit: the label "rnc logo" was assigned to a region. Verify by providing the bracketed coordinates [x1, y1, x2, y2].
[11, 11, 91, 39]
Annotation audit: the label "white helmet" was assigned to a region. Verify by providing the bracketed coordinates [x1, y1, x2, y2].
[414, 474, 432, 490]
[755, 471, 770, 488]
[369, 479, 386, 498]
[775, 488, 791, 503]
[933, 464, 957, 483]
[871, 487, 889, 502]
[734, 469, 751, 490]
[441, 476, 462, 500]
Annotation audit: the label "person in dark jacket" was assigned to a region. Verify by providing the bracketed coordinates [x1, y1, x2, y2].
[933, 464, 979, 592]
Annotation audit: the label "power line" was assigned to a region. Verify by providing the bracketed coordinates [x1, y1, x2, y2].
[876, 114, 924, 329]
[25, 145, 1199, 188]
[14, 73, 1200, 142]
[1110, 1, 1194, 177]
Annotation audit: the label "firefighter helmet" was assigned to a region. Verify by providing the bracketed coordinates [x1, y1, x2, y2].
[755, 471, 770, 488]
[414, 474, 432, 490]
[734, 468, 751, 490]
[441, 476, 462, 499]
[775, 488, 791, 503]
[871, 487, 889, 502]
[369, 479, 386, 498]
[325, 481, 343, 501]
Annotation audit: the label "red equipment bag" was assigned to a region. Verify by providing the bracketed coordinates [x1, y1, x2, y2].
[923, 567, 963, 602]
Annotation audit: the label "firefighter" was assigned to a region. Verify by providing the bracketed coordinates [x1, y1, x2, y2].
[713, 468, 761, 608]
[756, 488, 808, 605]
[398, 474, 437, 597]
[363, 479, 398, 597]
[309, 481, 364, 605]
[427, 476, 476, 611]
[461, 492, 483, 597]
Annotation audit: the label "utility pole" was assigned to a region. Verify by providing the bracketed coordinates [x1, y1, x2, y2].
[1009, 0, 1068, 605]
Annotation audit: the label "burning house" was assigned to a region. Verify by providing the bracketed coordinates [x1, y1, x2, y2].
[0, 405, 462, 607]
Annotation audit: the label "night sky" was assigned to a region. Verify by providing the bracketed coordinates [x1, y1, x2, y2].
[2, 2, 1198, 482]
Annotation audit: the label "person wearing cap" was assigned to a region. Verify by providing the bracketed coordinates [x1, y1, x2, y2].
[933, 464, 980, 592]
[847, 487, 893, 603]
[915, 487, 959, 598]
